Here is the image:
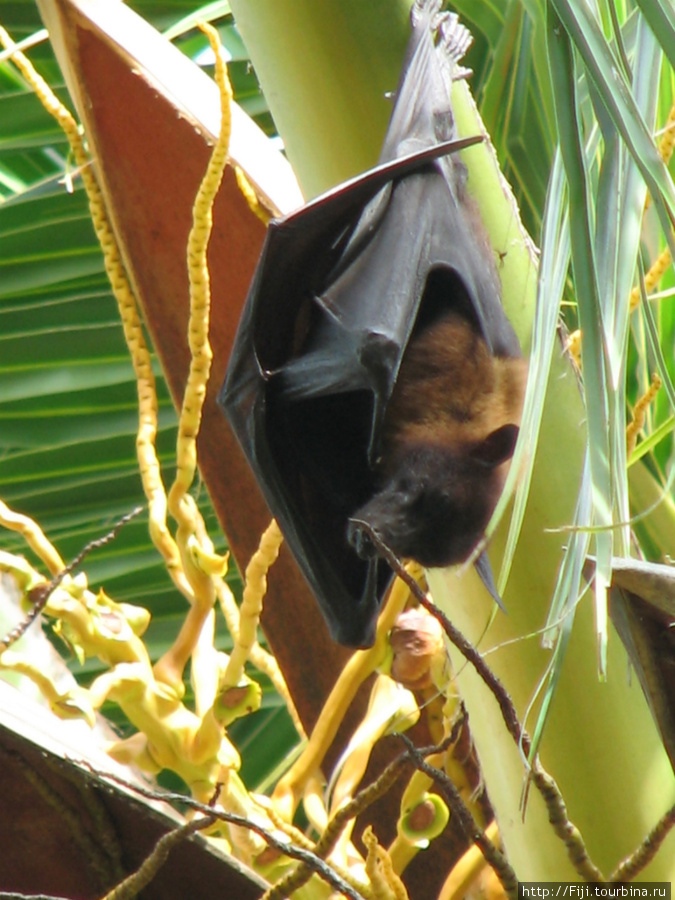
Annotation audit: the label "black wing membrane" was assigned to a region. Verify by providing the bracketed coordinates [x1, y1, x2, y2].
[220, 0, 521, 646]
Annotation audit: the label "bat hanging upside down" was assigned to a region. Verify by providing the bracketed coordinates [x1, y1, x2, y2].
[347, 310, 527, 572]
[220, 0, 527, 646]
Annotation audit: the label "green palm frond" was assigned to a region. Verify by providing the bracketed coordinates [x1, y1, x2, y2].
[0, 0, 295, 788]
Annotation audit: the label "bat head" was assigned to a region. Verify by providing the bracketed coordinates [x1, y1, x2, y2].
[347, 423, 519, 569]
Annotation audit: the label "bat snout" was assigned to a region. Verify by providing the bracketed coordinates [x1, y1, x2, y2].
[346, 516, 380, 560]
[347, 487, 416, 563]
[346, 441, 505, 571]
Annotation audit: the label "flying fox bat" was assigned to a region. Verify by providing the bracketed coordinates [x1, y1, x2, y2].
[219, 0, 526, 647]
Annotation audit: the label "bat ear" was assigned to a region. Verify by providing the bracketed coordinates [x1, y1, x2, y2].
[474, 423, 519, 468]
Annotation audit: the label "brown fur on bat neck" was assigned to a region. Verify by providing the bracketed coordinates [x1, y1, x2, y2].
[348, 311, 527, 570]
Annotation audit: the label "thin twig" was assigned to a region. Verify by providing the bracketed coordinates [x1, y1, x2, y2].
[80, 766, 368, 900]
[263, 725, 465, 900]
[100, 782, 226, 899]
[357, 524, 605, 882]
[1, 507, 143, 652]
[100, 815, 216, 900]
[609, 802, 675, 883]
[394, 732, 518, 900]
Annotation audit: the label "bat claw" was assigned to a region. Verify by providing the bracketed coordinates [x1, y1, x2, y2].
[437, 12, 473, 65]
[411, 0, 444, 29]
[452, 67, 473, 83]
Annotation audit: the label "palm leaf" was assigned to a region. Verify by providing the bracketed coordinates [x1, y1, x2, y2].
[0, 0, 295, 790]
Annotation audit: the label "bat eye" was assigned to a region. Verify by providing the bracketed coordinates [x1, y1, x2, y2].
[393, 475, 428, 510]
